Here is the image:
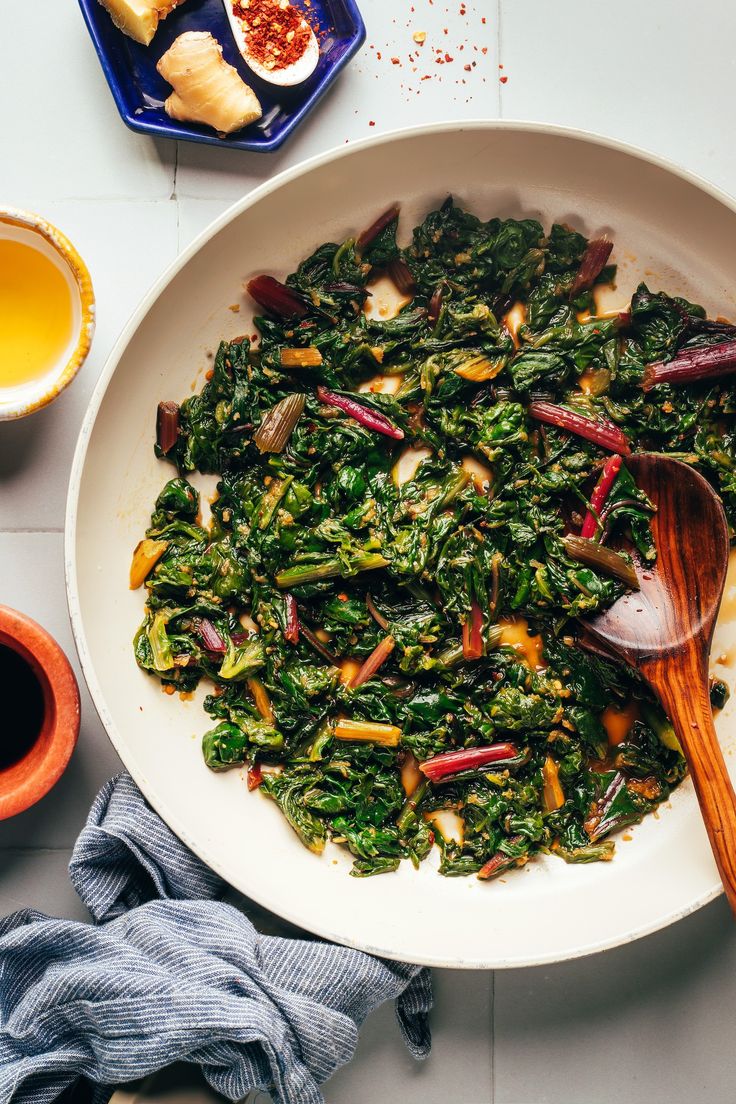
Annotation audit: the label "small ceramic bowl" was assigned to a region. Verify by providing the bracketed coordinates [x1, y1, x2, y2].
[0, 207, 95, 421]
[0, 606, 81, 820]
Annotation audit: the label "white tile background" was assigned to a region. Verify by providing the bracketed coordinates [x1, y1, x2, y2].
[3, 1, 736, 1100]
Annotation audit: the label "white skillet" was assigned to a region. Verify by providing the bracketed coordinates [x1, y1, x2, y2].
[66, 122, 736, 969]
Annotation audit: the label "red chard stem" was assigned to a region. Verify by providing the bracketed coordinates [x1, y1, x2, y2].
[571, 238, 613, 297]
[528, 401, 631, 454]
[580, 454, 623, 538]
[284, 594, 300, 644]
[316, 386, 404, 440]
[247, 275, 308, 319]
[420, 742, 521, 783]
[357, 204, 400, 252]
[643, 339, 736, 390]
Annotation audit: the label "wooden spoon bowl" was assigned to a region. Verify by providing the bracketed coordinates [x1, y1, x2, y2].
[581, 454, 736, 912]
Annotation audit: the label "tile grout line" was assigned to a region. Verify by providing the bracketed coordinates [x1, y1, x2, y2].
[0, 847, 73, 855]
[25, 196, 176, 205]
[496, 0, 503, 119]
[490, 969, 496, 1103]
[173, 141, 182, 254]
[0, 528, 64, 535]
[172, 141, 180, 201]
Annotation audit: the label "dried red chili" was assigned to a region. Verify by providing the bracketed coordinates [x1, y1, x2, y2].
[232, 0, 313, 70]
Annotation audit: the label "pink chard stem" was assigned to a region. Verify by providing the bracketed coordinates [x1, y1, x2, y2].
[420, 742, 520, 783]
[570, 238, 613, 297]
[194, 618, 227, 655]
[643, 338, 736, 391]
[477, 835, 524, 881]
[316, 386, 404, 440]
[283, 594, 300, 644]
[528, 401, 630, 455]
[247, 275, 308, 319]
[357, 204, 400, 252]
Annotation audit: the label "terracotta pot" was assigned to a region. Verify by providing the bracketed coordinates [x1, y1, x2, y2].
[0, 606, 80, 820]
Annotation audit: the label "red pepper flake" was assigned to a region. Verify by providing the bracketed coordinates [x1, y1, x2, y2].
[464, 63, 471, 71]
[247, 763, 263, 791]
[499, 75, 508, 83]
[232, 0, 314, 71]
[369, 119, 375, 126]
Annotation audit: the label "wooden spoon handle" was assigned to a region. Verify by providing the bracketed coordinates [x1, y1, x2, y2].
[646, 649, 736, 916]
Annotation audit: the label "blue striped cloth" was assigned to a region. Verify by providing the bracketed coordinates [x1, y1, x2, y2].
[0, 773, 432, 1103]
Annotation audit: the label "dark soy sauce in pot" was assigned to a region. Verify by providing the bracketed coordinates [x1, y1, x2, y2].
[0, 645, 45, 769]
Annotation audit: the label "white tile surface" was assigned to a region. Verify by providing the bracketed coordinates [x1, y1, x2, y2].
[0, 5, 175, 202]
[494, 897, 736, 1104]
[327, 970, 492, 1104]
[0, 850, 88, 922]
[4, 1, 736, 1102]
[498, 0, 736, 197]
[177, 198, 234, 252]
[176, 0, 501, 199]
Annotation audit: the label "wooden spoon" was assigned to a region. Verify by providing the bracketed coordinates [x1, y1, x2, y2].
[579, 453, 736, 913]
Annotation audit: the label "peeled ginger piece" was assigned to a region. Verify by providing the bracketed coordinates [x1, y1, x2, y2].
[97, 0, 183, 46]
[157, 32, 262, 136]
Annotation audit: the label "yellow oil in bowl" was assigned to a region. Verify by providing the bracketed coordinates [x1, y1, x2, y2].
[0, 207, 94, 420]
[0, 238, 74, 389]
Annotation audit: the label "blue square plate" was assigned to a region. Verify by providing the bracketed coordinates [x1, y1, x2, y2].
[77, 0, 365, 151]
